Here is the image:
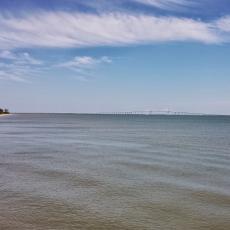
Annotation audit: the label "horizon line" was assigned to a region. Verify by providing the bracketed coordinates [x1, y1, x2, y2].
[10, 112, 230, 116]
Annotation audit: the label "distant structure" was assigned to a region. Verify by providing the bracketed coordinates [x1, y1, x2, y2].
[0, 108, 10, 114]
[100, 110, 206, 116]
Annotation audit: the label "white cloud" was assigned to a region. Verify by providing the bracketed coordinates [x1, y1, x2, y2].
[56, 55, 112, 81]
[0, 50, 17, 59]
[0, 51, 43, 81]
[216, 16, 230, 32]
[0, 50, 42, 65]
[16, 52, 42, 65]
[0, 11, 224, 50]
[0, 50, 111, 82]
[133, 0, 192, 10]
[59, 56, 112, 69]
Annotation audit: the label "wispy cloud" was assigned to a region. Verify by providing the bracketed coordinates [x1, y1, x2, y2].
[16, 52, 43, 65]
[0, 50, 42, 65]
[56, 55, 112, 81]
[0, 11, 226, 50]
[0, 50, 111, 82]
[58, 56, 112, 69]
[0, 50, 43, 81]
[0, 50, 17, 59]
[216, 16, 230, 32]
[133, 0, 193, 10]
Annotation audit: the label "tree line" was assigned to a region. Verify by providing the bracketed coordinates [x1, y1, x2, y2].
[0, 108, 10, 114]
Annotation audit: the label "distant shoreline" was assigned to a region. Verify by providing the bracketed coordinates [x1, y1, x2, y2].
[9, 113, 230, 116]
[0, 114, 11, 117]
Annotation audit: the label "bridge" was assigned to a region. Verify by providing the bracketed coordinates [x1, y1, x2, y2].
[100, 110, 206, 115]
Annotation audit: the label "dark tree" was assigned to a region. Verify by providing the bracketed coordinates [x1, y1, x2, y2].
[4, 109, 9, 114]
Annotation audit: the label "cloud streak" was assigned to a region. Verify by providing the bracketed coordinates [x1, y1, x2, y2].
[0, 11, 228, 50]
[0, 50, 43, 81]
[133, 0, 193, 10]
[216, 16, 230, 32]
[56, 55, 112, 81]
[0, 50, 42, 64]
[58, 56, 112, 69]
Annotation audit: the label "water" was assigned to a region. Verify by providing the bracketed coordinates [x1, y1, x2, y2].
[0, 114, 230, 230]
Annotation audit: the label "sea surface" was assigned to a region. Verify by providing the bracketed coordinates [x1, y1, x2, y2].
[0, 114, 230, 230]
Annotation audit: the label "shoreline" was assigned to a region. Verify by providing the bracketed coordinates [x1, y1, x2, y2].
[0, 114, 11, 117]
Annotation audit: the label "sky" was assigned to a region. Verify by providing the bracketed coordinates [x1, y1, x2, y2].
[0, 0, 230, 114]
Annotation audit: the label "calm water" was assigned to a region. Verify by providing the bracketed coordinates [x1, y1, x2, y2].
[0, 114, 230, 230]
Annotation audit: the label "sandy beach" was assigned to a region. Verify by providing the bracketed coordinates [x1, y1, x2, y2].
[0, 114, 11, 117]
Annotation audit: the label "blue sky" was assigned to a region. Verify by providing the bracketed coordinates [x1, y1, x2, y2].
[0, 0, 230, 114]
